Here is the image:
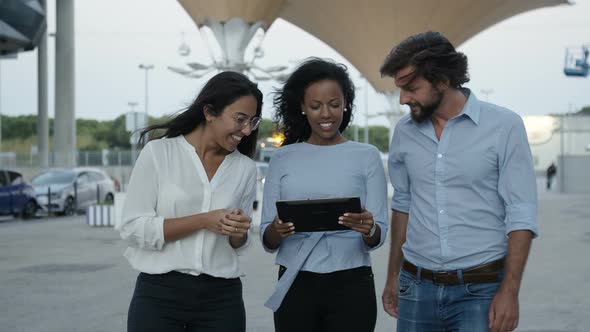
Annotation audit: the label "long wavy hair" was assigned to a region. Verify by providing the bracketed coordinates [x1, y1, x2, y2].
[380, 31, 469, 88]
[139, 71, 263, 157]
[273, 58, 355, 146]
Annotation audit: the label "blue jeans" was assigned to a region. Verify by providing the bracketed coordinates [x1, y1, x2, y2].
[397, 268, 503, 332]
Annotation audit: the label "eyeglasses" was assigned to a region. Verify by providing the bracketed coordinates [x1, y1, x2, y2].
[232, 113, 261, 131]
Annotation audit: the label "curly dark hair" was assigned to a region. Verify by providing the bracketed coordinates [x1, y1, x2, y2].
[380, 31, 469, 88]
[139, 71, 263, 158]
[273, 58, 355, 146]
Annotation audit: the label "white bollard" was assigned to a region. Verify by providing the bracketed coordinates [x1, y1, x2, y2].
[86, 205, 115, 227]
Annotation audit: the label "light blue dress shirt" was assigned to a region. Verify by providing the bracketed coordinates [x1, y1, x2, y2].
[261, 141, 389, 270]
[260, 141, 389, 310]
[389, 90, 538, 271]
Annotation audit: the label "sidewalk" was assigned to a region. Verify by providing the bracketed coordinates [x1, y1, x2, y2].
[0, 189, 588, 331]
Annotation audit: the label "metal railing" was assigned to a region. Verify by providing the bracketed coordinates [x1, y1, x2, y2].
[0, 150, 135, 168]
[41, 182, 112, 216]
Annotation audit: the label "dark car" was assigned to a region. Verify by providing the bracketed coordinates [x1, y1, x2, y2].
[0, 169, 38, 219]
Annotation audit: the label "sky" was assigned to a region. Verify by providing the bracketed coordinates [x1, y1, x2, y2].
[1, 0, 590, 128]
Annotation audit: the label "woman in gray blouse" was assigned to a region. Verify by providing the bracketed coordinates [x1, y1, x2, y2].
[260, 58, 389, 332]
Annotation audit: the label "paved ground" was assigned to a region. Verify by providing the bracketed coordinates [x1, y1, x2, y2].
[1, 186, 589, 331]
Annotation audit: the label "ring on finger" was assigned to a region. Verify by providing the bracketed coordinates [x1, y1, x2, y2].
[360, 219, 364, 225]
[234, 227, 238, 232]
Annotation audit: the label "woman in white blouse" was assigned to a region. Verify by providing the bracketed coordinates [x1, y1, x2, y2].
[118, 71, 262, 332]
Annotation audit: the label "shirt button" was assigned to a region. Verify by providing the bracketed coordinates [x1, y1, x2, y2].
[437, 153, 443, 158]
[439, 209, 444, 214]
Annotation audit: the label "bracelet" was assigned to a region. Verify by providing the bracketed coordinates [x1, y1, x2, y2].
[363, 221, 377, 238]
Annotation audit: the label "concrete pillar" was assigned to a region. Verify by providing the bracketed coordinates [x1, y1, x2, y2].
[37, 0, 49, 169]
[0, 60, 2, 152]
[363, 78, 369, 144]
[54, 0, 76, 167]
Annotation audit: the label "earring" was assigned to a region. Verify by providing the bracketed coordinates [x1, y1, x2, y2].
[301, 112, 305, 115]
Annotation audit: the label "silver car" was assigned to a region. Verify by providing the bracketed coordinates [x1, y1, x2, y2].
[32, 168, 115, 215]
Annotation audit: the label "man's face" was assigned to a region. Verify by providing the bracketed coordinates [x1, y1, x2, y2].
[394, 66, 444, 123]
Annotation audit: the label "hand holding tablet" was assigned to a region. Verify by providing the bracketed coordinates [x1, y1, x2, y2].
[275, 197, 362, 232]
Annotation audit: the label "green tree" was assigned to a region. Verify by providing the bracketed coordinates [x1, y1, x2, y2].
[577, 105, 590, 115]
[342, 125, 390, 152]
[342, 125, 357, 141]
[106, 115, 132, 149]
[3, 113, 357, 151]
[1, 115, 38, 140]
[258, 118, 277, 139]
[369, 126, 390, 152]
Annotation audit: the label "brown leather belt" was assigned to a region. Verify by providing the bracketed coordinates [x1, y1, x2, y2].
[402, 259, 504, 285]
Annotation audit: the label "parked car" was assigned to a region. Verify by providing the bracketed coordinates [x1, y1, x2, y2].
[0, 169, 38, 219]
[31, 168, 115, 215]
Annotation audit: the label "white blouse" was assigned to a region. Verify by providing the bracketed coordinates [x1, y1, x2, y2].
[118, 135, 257, 278]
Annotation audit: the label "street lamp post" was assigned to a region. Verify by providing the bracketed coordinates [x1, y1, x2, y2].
[138, 64, 154, 121]
[37, 1, 49, 169]
[128, 102, 139, 163]
[0, 59, 3, 152]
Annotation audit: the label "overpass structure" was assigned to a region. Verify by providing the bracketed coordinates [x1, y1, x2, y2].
[178, 0, 569, 92]
[0, 0, 47, 163]
[0, 0, 46, 56]
[176, 0, 569, 145]
[0, 0, 73, 169]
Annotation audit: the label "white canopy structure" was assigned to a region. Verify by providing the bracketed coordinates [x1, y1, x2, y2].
[178, 0, 569, 92]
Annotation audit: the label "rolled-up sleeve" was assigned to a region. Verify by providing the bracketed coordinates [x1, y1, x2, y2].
[389, 125, 411, 214]
[118, 143, 166, 250]
[363, 148, 389, 252]
[497, 117, 539, 237]
[259, 154, 282, 253]
[235, 163, 257, 254]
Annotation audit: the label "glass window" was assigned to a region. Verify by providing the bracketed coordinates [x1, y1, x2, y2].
[32, 170, 76, 186]
[77, 173, 89, 184]
[7, 171, 23, 185]
[0, 171, 8, 186]
[89, 172, 105, 182]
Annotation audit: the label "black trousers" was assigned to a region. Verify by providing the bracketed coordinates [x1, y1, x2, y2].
[127, 271, 245, 332]
[274, 266, 377, 332]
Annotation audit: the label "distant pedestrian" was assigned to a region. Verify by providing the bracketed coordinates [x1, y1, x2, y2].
[547, 162, 557, 190]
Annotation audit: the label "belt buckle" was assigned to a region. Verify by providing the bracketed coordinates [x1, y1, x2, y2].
[432, 271, 455, 285]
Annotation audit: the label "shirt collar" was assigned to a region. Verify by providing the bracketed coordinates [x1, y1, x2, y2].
[178, 134, 239, 158]
[458, 88, 481, 125]
[402, 88, 481, 126]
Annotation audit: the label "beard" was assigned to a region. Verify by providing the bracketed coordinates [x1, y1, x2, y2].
[408, 89, 443, 123]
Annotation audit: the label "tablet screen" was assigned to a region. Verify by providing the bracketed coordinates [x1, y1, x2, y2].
[276, 197, 362, 232]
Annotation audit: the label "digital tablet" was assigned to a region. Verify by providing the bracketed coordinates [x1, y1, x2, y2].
[276, 197, 362, 232]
